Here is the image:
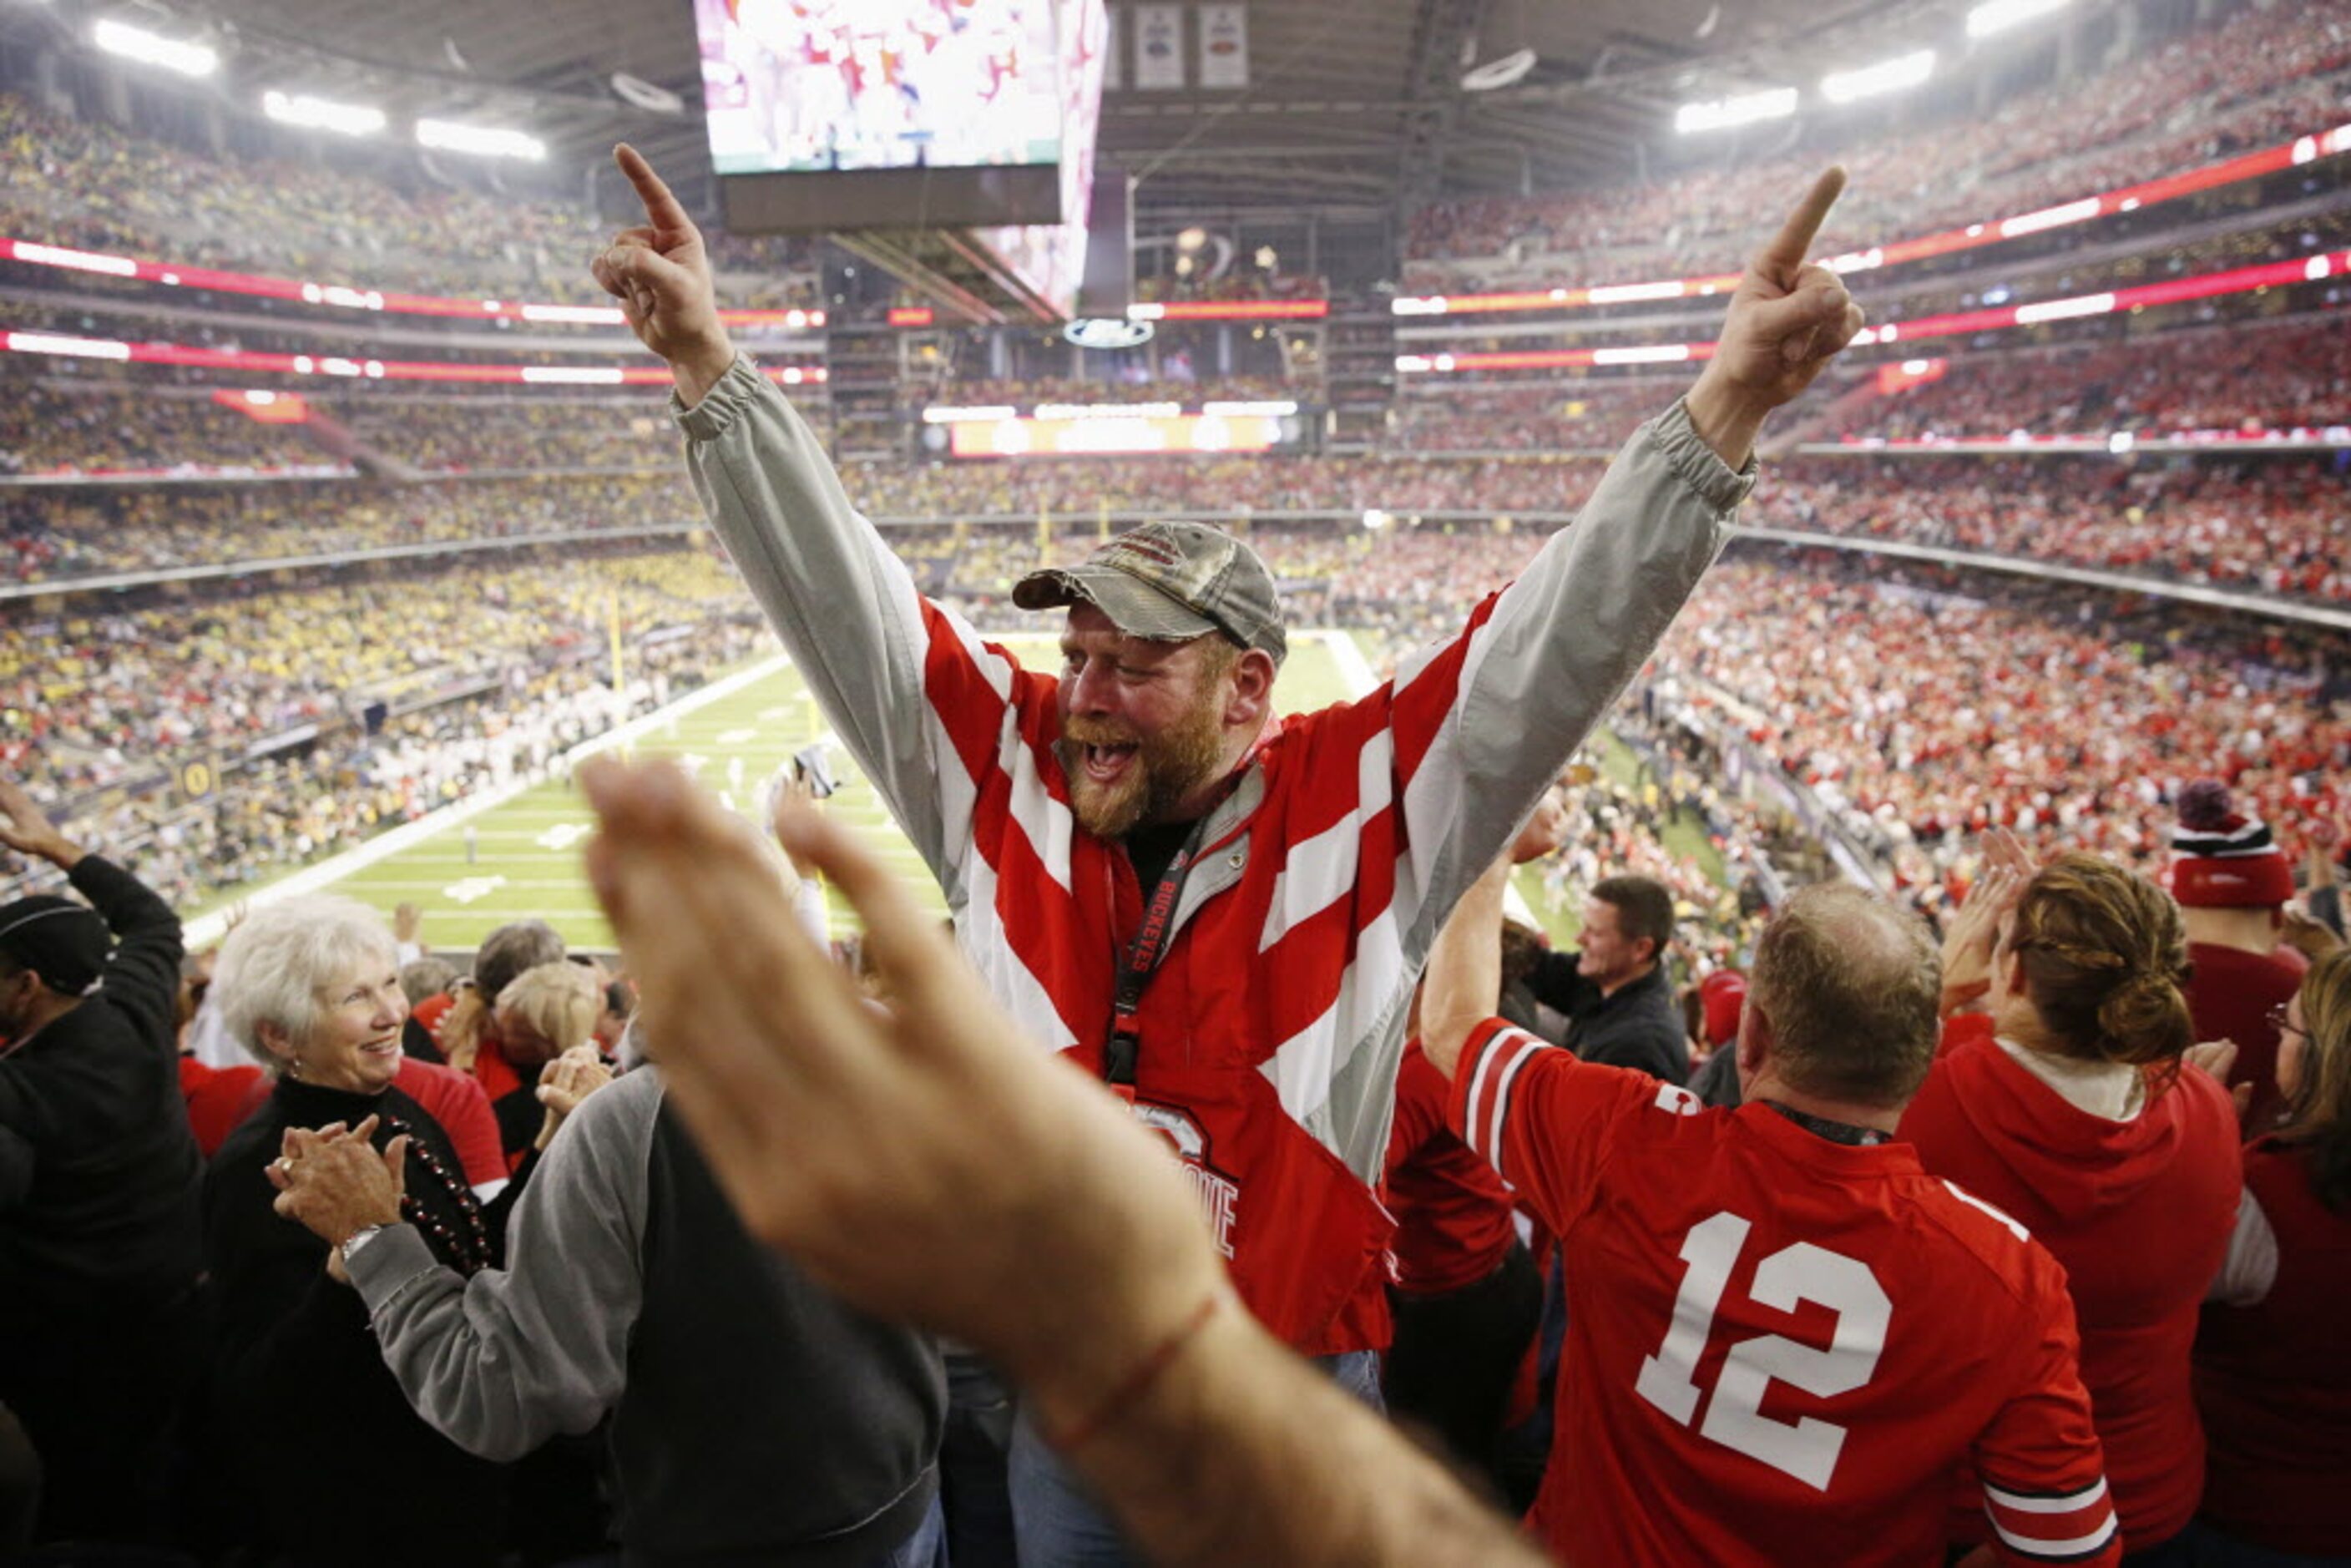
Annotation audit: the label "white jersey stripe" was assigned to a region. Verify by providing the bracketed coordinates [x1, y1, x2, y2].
[1942, 1180, 2034, 1242]
[998, 722, 1074, 894]
[1462, 1032, 1509, 1159]
[1984, 1512, 2118, 1559]
[1261, 904, 1411, 1179]
[1258, 731, 1394, 954]
[958, 848, 1077, 1053]
[1482, 1031, 1550, 1171]
[1984, 1478, 2109, 1515]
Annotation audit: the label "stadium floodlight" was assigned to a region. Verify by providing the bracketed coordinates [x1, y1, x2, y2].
[1820, 49, 1935, 104]
[93, 18, 219, 77]
[1674, 88, 1797, 135]
[262, 90, 387, 137]
[1967, 0, 2070, 39]
[417, 119, 547, 161]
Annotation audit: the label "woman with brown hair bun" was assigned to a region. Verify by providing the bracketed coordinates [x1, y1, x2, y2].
[2191, 945, 2351, 1565]
[1903, 846, 2242, 1565]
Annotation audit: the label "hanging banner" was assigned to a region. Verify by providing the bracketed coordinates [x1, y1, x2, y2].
[1134, 4, 1185, 89]
[1197, 4, 1248, 89]
[1104, 5, 1123, 91]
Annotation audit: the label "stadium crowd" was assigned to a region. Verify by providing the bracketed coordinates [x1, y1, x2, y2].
[4, 18, 2351, 1567]
[0, 91, 818, 308]
[1650, 557, 2351, 900]
[0, 473, 695, 584]
[1752, 458, 2351, 604]
[1849, 319, 2351, 440]
[3, 546, 761, 909]
[1403, 0, 2351, 290]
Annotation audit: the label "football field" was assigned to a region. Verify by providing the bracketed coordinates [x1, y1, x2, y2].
[291, 632, 1376, 953]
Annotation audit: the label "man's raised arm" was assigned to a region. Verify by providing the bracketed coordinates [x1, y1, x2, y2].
[1387, 168, 1864, 964]
[590, 146, 1003, 894]
[1420, 855, 1513, 1082]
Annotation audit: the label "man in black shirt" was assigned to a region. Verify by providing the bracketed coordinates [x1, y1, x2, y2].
[1524, 874, 1688, 1085]
[0, 778, 205, 1545]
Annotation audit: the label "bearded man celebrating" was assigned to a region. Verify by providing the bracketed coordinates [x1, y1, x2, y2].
[593, 144, 1863, 1565]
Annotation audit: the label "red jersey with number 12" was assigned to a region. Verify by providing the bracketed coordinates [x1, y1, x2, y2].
[1449, 1020, 2120, 1566]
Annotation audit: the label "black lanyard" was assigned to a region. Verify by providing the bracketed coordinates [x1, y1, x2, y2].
[1758, 1100, 1890, 1147]
[1104, 814, 1219, 1095]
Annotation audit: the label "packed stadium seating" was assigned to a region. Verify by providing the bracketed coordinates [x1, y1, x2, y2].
[0, 91, 819, 307]
[1403, 0, 2351, 290]
[0, 474, 695, 583]
[2, 544, 761, 908]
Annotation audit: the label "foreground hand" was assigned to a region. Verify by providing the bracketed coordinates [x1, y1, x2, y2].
[2182, 1039, 2254, 1120]
[1686, 167, 1866, 464]
[578, 756, 1226, 1419]
[0, 779, 81, 870]
[269, 1117, 407, 1248]
[2283, 907, 2343, 961]
[535, 1044, 616, 1150]
[593, 145, 732, 402]
[1940, 852, 2030, 1016]
[1510, 792, 1570, 865]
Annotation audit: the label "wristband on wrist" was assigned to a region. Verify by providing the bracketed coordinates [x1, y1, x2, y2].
[340, 1224, 387, 1263]
[1044, 1290, 1221, 1454]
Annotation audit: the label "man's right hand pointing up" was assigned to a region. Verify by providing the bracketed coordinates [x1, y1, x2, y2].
[593, 144, 736, 405]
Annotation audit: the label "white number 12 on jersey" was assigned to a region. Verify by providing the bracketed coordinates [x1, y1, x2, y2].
[1632, 1210, 1891, 1491]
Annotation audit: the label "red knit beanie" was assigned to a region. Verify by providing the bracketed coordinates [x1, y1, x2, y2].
[2166, 780, 2294, 908]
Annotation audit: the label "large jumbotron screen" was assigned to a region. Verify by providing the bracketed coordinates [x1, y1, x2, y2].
[695, 0, 1105, 235]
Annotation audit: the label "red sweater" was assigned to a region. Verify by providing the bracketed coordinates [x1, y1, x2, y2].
[392, 1058, 506, 1190]
[177, 1056, 269, 1157]
[1899, 1017, 2242, 1550]
[2194, 1138, 2351, 1555]
[1383, 1043, 1516, 1295]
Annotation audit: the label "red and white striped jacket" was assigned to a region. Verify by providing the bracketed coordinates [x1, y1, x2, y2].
[680, 356, 1746, 1352]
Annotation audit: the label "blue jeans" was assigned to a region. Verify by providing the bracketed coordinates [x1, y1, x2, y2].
[872, 1493, 948, 1568]
[1008, 1350, 1382, 1567]
[941, 1350, 1019, 1568]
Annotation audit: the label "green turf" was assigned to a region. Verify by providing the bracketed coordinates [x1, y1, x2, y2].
[311, 634, 1364, 951]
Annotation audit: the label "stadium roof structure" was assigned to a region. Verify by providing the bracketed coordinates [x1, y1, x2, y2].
[78, 0, 1939, 221]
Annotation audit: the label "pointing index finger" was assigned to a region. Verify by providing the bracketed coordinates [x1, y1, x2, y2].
[614, 144, 695, 236]
[1759, 165, 1847, 272]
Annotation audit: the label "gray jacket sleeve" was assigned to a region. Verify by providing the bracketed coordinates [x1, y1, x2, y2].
[677, 357, 973, 901]
[1393, 399, 1747, 956]
[348, 1068, 660, 1461]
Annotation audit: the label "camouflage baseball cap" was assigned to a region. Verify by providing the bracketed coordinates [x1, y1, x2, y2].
[1014, 521, 1287, 666]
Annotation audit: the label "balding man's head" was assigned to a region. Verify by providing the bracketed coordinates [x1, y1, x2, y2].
[1747, 885, 1941, 1110]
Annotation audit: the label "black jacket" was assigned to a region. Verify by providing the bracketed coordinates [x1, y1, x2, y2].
[205, 1079, 509, 1565]
[0, 855, 202, 1334]
[1526, 952, 1690, 1085]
